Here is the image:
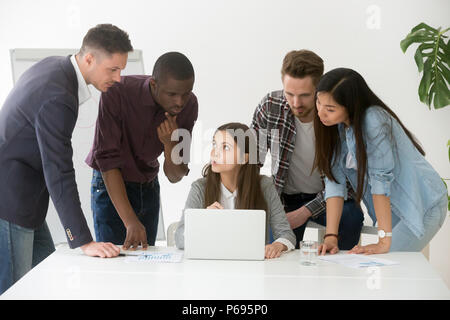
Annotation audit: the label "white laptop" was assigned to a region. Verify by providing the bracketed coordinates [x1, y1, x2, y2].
[184, 209, 266, 261]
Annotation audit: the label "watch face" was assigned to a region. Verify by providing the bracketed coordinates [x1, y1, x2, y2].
[378, 230, 386, 238]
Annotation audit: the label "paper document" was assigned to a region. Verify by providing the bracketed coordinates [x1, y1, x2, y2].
[318, 254, 398, 268]
[121, 249, 184, 263]
[125, 252, 184, 263]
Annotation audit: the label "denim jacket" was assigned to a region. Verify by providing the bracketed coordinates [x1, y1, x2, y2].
[324, 106, 446, 239]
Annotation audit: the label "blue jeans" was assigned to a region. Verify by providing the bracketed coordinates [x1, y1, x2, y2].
[390, 194, 447, 251]
[282, 193, 364, 249]
[0, 219, 55, 295]
[91, 170, 160, 246]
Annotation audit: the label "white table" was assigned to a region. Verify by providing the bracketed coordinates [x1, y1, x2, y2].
[1, 244, 449, 300]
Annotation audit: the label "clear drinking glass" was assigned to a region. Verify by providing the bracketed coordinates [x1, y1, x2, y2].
[300, 240, 318, 266]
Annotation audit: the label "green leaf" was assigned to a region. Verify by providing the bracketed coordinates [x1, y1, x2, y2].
[400, 30, 435, 53]
[411, 23, 439, 34]
[437, 60, 450, 84]
[418, 59, 433, 103]
[441, 39, 450, 65]
[441, 27, 450, 35]
[402, 23, 450, 110]
[447, 38, 450, 57]
[427, 83, 435, 108]
[419, 42, 435, 52]
[448, 140, 450, 162]
[437, 39, 450, 65]
[414, 48, 424, 72]
[433, 73, 450, 109]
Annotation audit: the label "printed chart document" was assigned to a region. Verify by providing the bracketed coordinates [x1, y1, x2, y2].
[318, 253, 399, 268]
[120, 247, 184, 263]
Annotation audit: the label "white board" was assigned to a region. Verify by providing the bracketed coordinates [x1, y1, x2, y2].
[10, 48, 166, 244]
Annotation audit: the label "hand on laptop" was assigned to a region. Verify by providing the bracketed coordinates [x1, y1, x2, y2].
[265, 242, 287, 259]
[207, 202, 224, 209]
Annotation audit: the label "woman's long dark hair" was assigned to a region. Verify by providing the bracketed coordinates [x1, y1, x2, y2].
[202, 122, 268, 212]
[314, 68, 425, 204]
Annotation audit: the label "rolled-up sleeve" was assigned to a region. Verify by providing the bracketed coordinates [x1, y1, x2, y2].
[324, 155, 348, 201]
[91, 87, 123, 171]
[364, 107, 395, 197]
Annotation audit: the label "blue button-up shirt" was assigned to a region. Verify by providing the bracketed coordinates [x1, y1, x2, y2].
[324, 106, 446, 239]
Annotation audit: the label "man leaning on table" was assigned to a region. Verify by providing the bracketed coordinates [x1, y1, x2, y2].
[0, 24, 133, 295]
[85, 52, 198, 250]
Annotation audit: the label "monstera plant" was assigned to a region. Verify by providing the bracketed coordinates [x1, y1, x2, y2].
[401, 23, 449, 108]
[400, 22, 450, 209]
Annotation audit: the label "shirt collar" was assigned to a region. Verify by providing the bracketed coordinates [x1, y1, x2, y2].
[338, 123, 354, 134]
[142, 76, 155, 106]
[143, 76, 167, 113]
[70, 54, 91, 105]
[220, 183, 237, 199]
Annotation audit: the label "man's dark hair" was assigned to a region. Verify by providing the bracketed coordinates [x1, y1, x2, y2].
[80, 24, 133, 55]
[152, 52, 195, 83]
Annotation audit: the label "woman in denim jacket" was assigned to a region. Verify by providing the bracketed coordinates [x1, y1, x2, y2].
[314, 68, 447, 255]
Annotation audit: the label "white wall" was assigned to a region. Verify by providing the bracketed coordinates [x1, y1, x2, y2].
[0, 0, 448, 285]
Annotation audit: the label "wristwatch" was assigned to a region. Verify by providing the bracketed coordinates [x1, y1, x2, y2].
[378, 229, 392, 238]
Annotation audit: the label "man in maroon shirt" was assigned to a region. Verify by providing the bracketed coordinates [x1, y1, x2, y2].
[85, 52, 198, 250]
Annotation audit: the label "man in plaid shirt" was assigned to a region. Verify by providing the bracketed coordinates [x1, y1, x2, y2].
[251, 50, 363, 249]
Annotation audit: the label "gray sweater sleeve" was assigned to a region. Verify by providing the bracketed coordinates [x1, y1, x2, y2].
[175, 178, 206, 249]
[261, 176, 296, 247]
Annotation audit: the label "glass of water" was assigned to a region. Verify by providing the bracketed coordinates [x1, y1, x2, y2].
[300, 240, 318, 266]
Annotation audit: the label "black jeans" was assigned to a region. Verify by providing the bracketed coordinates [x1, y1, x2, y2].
[282, 193, 364, 249]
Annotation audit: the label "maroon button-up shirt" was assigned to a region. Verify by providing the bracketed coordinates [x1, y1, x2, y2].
[85, 75, 198, 183]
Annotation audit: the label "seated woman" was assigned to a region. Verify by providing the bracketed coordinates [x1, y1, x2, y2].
[314, 68, 447, 255]
[175, 122, 296, 259]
